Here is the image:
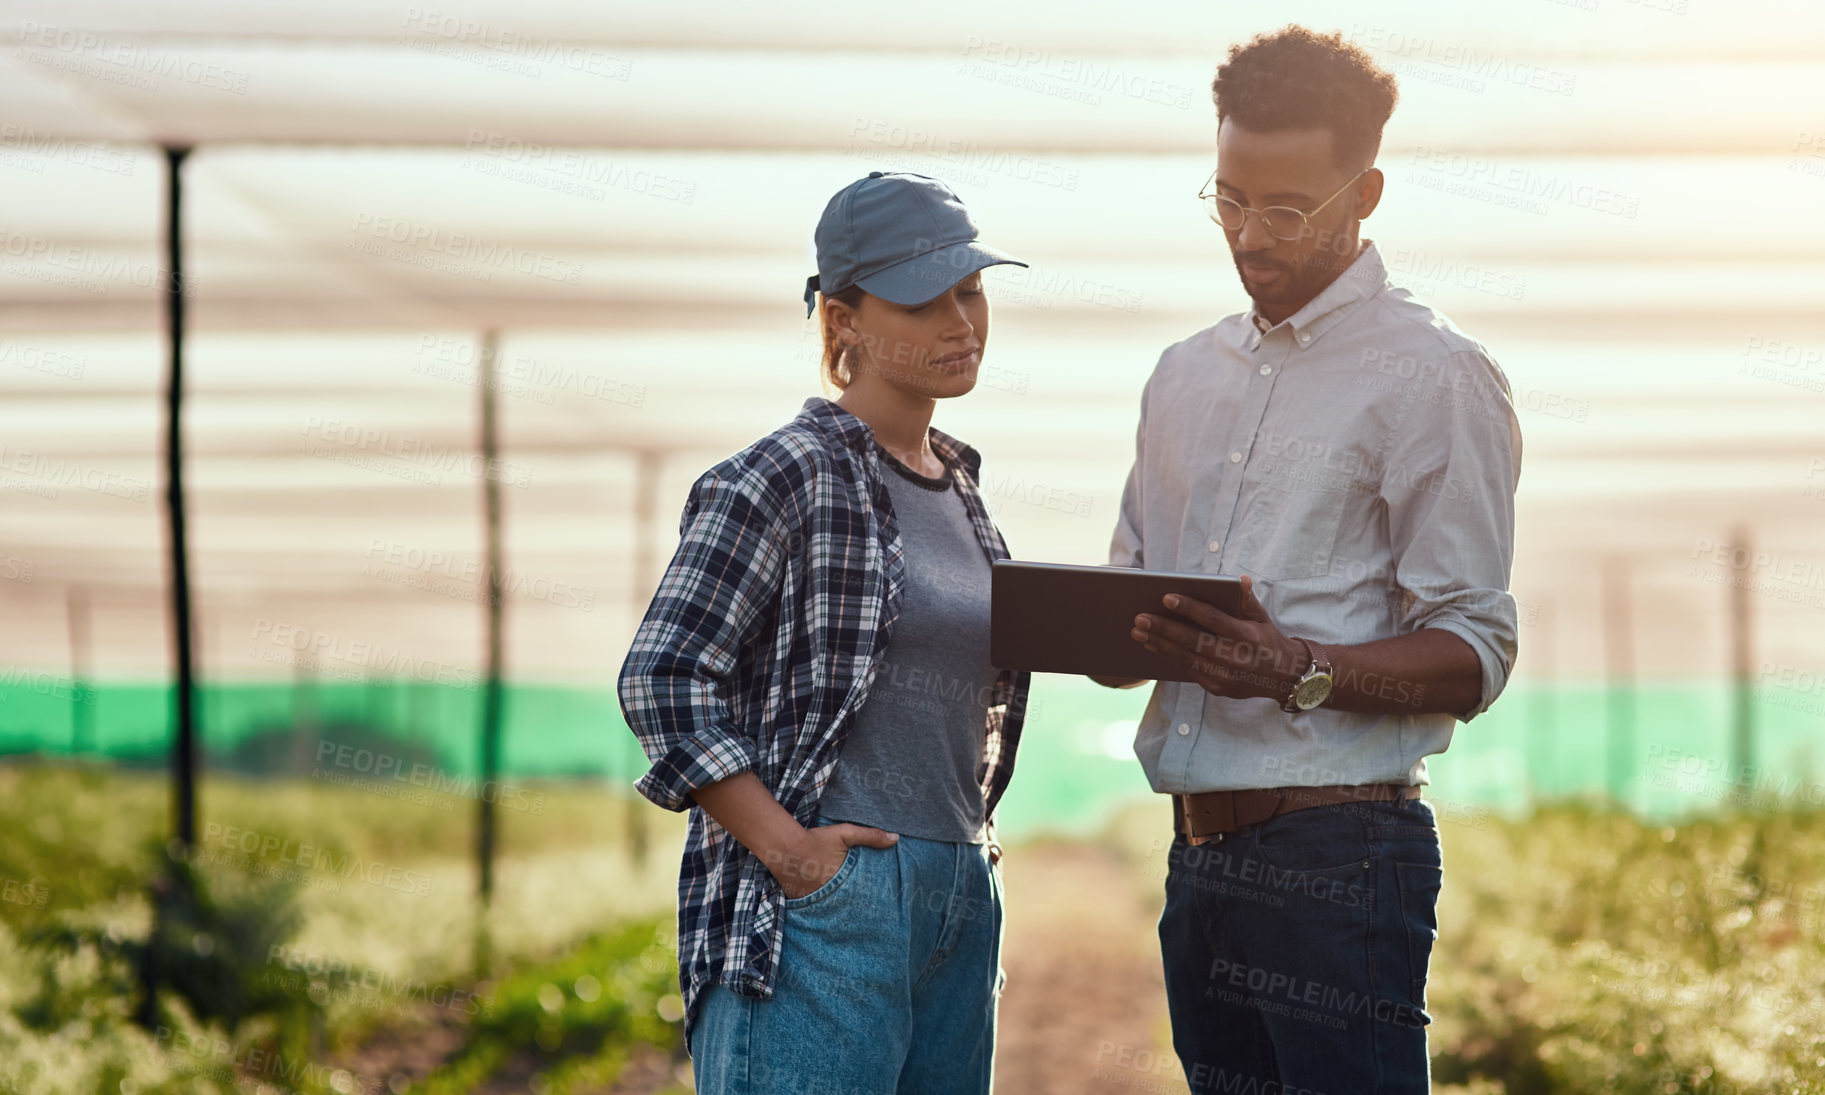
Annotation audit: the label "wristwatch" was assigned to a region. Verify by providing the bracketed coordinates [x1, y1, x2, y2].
[1281, 638, 1334, 713]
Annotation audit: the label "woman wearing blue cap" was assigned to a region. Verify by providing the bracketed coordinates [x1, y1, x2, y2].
[618, 171, 1034, 1093]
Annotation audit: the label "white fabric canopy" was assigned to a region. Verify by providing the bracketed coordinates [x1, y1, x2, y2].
[1, 0, 1821, 682]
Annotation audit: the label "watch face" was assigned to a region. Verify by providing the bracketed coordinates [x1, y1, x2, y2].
[1294, 674, 1333, 710]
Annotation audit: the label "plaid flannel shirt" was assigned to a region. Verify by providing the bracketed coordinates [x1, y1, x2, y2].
[616, 396, 1032, 1045]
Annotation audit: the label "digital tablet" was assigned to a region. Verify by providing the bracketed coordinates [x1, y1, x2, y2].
[989, 560, 1245, 682]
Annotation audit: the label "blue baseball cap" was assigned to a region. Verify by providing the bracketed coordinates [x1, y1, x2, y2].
[804, 171, 1027, 317]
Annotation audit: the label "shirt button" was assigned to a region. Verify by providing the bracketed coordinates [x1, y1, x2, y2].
[1176, 723, 1191, 737]
[1298, 332, 1311, 344]
[1228, 451, 1242, 464]
[1259, 364, 1272, 376]
[1207, 539, 1220, 553]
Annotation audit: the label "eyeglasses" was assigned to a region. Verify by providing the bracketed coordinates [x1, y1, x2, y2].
[1197, 168, 1367, 241]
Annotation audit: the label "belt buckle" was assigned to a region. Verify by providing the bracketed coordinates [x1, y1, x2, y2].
[1175, 793, 1227, 846]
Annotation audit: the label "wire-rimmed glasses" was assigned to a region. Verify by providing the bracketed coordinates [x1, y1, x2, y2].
[1198, 168, 1367, 241]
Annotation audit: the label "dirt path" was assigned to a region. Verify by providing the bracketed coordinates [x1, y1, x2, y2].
[993, 841, 1188, 1095]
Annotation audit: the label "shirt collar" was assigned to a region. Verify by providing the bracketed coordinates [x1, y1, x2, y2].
[796, 396, 983, 480]
[1246, 239, 1387, 351]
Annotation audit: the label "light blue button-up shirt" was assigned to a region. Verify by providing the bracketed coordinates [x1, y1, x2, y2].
[1109, 241, 1522, 792]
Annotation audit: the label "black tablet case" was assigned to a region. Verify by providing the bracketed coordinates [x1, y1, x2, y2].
[989, 560, 1244, 683]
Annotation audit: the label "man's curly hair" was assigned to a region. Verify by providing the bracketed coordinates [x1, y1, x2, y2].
[1212, 26, 1399, 171]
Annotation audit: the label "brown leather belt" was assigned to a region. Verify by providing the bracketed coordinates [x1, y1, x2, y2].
[1173, 784, 1421, 845]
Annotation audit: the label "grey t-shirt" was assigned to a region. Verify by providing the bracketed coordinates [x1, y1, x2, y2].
[816, 445, 998, 843]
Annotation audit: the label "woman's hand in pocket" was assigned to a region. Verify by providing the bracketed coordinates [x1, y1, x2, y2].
[772, 822, 898, 899]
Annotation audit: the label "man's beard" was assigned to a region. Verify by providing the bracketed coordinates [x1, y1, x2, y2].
[1231, 237, 1361, 311]
[1232, 251, 1325, 309]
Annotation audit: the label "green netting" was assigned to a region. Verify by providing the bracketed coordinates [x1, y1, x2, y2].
[1, 675, 1818, 840]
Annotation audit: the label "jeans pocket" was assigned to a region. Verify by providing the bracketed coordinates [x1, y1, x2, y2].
[781, 843, 861, 909]
[1254, 803, 1370, 875]
[1395, 861, 1443, 1018]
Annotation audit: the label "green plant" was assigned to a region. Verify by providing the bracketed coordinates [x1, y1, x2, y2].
[405, 919, 686, 1095]
[1426, 803, 1825, 1094]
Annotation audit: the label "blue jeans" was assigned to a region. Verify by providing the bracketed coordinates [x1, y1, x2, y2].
[690, 818, 1005, 1094]
[1159, 795, 1442, 1094]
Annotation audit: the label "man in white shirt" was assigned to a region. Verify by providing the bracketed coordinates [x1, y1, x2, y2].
[1095, 25, 1522, 1093]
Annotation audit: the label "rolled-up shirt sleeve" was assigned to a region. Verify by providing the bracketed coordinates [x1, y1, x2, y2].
[617, 469, 789, 810]
[1379, 348, 1523, 722]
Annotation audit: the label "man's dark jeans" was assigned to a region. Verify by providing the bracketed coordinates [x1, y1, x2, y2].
[1159, 795, 1442, 1094]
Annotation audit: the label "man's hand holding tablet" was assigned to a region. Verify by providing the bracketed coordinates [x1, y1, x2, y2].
[1126, 575, 1309, 701]
[991, 561, 1303, 689]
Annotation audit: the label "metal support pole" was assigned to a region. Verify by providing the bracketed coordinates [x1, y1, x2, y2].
[477, 329, 505, 907]
[1601, 558, 1635, 807]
